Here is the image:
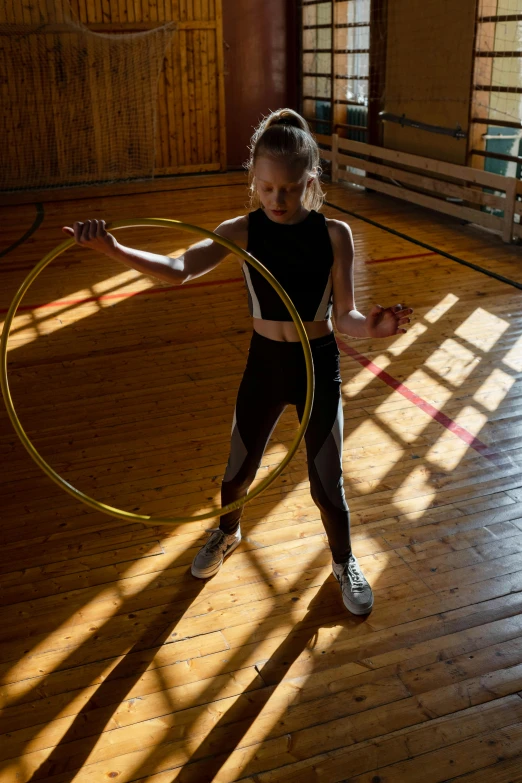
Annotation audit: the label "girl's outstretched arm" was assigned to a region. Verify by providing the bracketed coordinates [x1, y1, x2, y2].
[61, 216, 248, 285]
[329, 219, 413, 338]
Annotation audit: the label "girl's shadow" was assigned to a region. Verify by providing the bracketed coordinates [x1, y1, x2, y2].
[124, 577, 367, 783]
[26, 570, 207, 782]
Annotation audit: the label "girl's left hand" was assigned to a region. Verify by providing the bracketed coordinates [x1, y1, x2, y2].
[366, 303, 413, 338]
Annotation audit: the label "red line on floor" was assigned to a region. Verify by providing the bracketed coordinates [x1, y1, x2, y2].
[365, 252, 437, 265]
[1, 277, 244, 314]
[3, 250, 438, 314]
[2, 269, 503, 468]
[336, 337, 501, 465]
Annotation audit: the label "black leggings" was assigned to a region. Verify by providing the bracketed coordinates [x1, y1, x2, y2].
[220, 330, 351, 564]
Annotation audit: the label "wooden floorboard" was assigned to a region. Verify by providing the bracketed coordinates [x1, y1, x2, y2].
[1, 176, 522, 782]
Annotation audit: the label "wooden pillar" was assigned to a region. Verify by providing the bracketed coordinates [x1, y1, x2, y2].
[222, 0, 298, 169]
[368, 0, 388, 146]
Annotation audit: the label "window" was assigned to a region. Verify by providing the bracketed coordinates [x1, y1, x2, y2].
[301, 0, 373, 142]
[469, 1, 522, 178]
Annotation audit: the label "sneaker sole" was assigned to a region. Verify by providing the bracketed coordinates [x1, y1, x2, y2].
[333, 569, 374, 615]
[191, 536, 241, 579]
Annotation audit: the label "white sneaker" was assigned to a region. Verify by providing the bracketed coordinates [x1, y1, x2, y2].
[191, 527, 241, 579]
[332, 554, 374, 615]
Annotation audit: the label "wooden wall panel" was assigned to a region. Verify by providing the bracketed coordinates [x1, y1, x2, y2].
[0, 0, 226, 192]
[383, 0, 476, 165]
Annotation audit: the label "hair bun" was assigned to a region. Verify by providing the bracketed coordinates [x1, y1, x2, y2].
[276, 115, 297, 126]
[267, 109, 308, 132]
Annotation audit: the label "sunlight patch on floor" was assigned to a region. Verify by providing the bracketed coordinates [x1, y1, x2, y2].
[1, 549, 174, 702]
[393, 465, 437, 509]
[425, 432, 471, 471]
[341, 353, 391, 398]
[344, 418, 401, 455]
[454, 307, 509, 351]
[449, 405, 489, 437]
[473, 367, 515, 412]
[401, 367, 454, 406]
[4, 324, 39, 349]
[423, 293, 459, 323]
[4, 269, 158, 350]
[387, 321, 428, 356]
[502, 333, 522, 372]
[424, 338, 480, 385]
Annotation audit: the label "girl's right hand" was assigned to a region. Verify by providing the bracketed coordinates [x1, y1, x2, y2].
[61, 219, 119, 256]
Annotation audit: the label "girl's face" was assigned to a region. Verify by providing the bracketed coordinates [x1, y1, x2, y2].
[254, 156, 314, 224]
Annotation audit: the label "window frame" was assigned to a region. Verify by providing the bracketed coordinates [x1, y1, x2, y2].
[299, 0, 386, 144]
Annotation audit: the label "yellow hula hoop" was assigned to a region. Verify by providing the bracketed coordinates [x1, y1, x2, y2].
[0, 218, 314, 526]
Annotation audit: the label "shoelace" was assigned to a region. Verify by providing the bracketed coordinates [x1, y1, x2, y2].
[204, 528, 231, 555]
[344, 558, 366, 593]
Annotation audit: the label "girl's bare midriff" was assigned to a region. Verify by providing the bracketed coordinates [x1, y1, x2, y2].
[253, 317, 333, 342]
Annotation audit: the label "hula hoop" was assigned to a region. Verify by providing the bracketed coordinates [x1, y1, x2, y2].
[0, 218, 314, 526]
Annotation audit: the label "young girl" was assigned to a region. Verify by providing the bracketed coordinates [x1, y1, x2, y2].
[63, 108, 412, 615]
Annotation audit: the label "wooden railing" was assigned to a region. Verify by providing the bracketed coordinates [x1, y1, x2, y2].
[317, 134, 521, 244]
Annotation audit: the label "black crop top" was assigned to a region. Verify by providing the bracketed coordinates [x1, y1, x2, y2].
[243, 208, 334, 322]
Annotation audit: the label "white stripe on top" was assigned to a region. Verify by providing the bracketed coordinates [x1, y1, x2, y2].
[242, 264, 262, 319]
[314, 272, 333, 320]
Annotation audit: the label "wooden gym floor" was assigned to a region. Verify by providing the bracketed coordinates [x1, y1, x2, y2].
[1, 176, 522, 782]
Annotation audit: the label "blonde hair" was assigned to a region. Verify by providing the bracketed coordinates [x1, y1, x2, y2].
[245, 108, 325, 211]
